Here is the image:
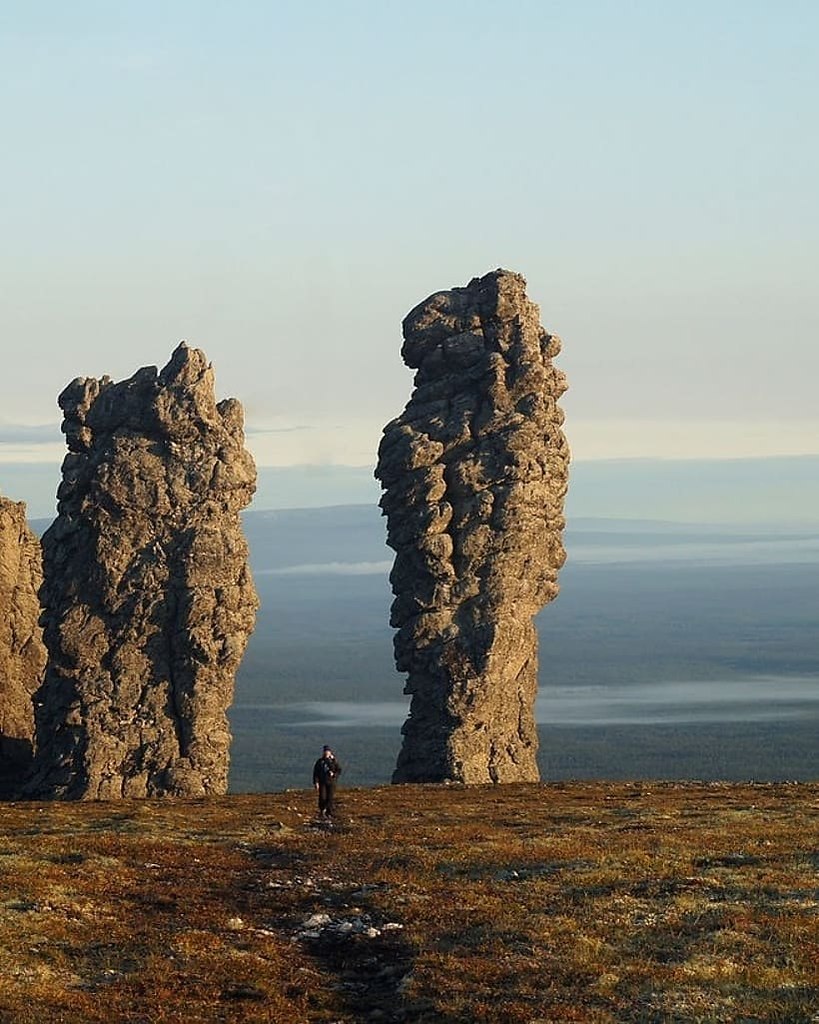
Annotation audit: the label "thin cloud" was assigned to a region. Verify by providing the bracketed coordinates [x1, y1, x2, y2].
[245, 424, 313, 436]
[255, 561, 391, 576]
[0, 423, 61, 445]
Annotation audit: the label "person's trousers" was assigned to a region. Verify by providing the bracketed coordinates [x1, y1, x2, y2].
[318, 783, 336, 816]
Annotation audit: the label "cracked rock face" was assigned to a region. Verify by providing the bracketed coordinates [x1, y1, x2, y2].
[376, 270, 569, 784]
[28, 343, 258, 799]
[0, 497, 46, 774]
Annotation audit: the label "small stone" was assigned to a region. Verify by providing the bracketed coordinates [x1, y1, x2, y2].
[226, 917, 245, 931]
[220, 983, 265, 1001]
[303, 913, 331, 929]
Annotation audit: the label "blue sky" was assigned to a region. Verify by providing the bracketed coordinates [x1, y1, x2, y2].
[1, 1, 818, 508]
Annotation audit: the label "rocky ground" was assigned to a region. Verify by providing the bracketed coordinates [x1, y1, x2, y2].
[0, 781, 817, 1022]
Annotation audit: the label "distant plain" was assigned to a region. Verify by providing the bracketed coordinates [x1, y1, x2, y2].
[229, 506, 819, 792]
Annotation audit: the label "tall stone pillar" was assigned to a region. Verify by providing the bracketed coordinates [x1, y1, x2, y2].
[28, 343, 258, 799]
[376, 270, 569, 783]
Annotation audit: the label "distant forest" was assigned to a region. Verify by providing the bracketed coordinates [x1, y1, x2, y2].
[228, 507, 819, 791]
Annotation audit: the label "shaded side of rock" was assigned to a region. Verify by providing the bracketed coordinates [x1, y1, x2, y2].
[375, 269, 569, 784]
[27, 343, 258, 799]
[0, 497, 46, 781]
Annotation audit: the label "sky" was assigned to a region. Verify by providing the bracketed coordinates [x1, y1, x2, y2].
[1, 1, 818, 515]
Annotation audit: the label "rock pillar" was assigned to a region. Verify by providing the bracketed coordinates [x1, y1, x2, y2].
[0, 498, 46, 783]
[376, 270, 569, 783]
[28, 343, 258, 799]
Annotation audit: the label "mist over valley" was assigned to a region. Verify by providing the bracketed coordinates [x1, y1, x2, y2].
[230, 503, 819, 792]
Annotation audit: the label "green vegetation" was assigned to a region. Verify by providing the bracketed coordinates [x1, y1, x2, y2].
[0, 782, 817, 1022]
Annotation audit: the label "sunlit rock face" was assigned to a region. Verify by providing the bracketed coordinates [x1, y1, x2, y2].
[28, 343, 258, 799]
[0, 497, 46, 780]
[376, 270, 569, 784]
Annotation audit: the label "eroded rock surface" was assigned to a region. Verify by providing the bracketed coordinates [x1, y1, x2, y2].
[0, 497, 46, 777]
[376, 270, 569, 783]
[28, 343, 258, 799]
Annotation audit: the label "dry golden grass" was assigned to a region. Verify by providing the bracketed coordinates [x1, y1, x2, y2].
[0, 781, 817, 1022]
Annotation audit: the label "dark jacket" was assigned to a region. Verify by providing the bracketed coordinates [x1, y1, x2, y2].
[313, 755, 342, 787]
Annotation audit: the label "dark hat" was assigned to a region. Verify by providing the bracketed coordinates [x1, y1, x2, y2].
[323, 745, 331, 752]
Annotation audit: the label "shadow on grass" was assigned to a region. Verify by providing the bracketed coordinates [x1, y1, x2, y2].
[237, 811, 462, 1024]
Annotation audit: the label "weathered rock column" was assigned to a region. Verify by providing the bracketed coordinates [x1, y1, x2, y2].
[0, 497, 46, 779]
[376, 270, 569, 783]
[28, 343, 258, 799]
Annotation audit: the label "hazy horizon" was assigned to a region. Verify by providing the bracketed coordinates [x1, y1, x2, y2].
[10, 452, 819, 526]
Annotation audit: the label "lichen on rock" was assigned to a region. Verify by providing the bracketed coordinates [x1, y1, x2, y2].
[28, 343, 258, 799]
[376, 269, 569, 784]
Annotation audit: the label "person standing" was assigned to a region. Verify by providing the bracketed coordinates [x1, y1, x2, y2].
[313, 745, 342, 818]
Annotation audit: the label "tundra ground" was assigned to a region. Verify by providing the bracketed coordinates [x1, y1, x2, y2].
[0, 782, 817, 1023]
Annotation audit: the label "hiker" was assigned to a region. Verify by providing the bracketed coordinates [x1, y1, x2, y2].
[313, 745, 342, 818]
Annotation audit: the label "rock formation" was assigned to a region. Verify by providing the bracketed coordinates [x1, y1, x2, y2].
[27, 343, 258, 799]
[0, 497, 46, 779]
[376, 269, 569, 784]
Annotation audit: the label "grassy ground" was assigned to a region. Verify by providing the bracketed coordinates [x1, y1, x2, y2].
[0, 782, 817, 1023]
